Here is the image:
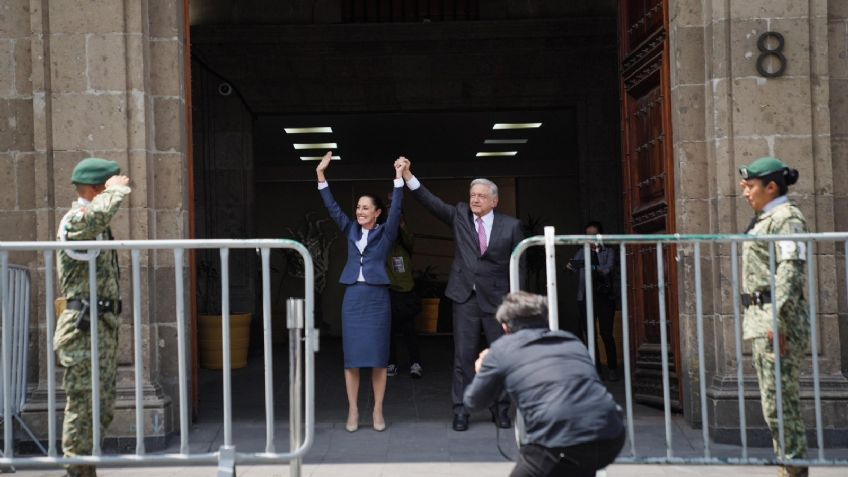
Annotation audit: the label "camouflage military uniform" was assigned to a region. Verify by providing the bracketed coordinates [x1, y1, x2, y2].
[55, 184, 130, 477]
[742, 196, 809, 466]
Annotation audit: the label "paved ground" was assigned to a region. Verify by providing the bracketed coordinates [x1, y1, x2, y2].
[7, 336, 848, 476]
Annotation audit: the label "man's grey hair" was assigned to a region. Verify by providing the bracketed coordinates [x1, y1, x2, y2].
[495, 292, 549, 332]
[470, 178, 498, 197]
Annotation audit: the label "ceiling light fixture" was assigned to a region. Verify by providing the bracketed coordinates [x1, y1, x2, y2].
[476, 151, 518, 157]
[300, 155, 341, 161]
[492, 123, 542, 130]
[284, 127, 333, 134]
[293, 143, 338, 149]
[484, 139, 528, 144]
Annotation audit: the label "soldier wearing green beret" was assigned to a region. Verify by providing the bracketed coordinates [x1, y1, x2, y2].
[54, 158, 130, 477]
[739, 156, 809, 477]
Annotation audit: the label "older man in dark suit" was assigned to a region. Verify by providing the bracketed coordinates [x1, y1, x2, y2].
[396, 157, 525, 431]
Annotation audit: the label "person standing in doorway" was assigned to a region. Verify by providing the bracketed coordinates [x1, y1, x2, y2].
[54, 158, 131, 477]
[317, 151, 406, 432]
[566, 221, 619, 381]
[396, 157, 525, 432]
[385, 202, 424, 379]
[739, 156, 809, 477]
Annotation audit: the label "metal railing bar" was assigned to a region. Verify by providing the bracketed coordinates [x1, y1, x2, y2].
[132, 250, 145, 455]
[619, 244, 636, 457]
[220, 248, 233, 448]
[2, 251, 12, 457]
[694, 243, 710, 458]
[44, 251, 58, 457]
[767, 242, 786, 460]
[87, 255, 102, 456]
[806, 241, 824, 460]
[656, 243, 673, 459]
[174, 249, 190, 455]
[584, 243, 596, 364]
[730, 241, 748, 460]
[543, 227, 559, 330]
[260, 248, 275, 454]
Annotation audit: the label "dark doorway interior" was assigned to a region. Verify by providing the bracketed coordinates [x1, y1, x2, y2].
[188, 0, 626, 416]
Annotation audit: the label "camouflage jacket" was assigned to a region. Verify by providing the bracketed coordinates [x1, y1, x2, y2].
[742, 197, 809, 340]
[55, 186, 130, 346]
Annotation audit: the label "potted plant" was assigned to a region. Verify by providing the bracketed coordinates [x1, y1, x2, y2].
[197, 256, 252, 369]
[284, 212, 338, 332]
[413, 265, 441, 334]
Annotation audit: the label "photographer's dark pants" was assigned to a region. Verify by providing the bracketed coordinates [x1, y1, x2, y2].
[578, 297, 618, 371]
[510, 431, 625, 477]
[388, 290, 421, 366]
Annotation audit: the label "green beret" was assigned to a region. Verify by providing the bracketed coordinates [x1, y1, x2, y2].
[739, 156, 788, 180]
[71, 158, 120, 185]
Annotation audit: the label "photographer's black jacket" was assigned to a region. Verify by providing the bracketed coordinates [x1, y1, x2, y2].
[464, 328, 624, 448]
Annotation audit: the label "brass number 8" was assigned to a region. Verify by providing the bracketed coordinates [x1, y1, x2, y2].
[756, 31, 787, 78]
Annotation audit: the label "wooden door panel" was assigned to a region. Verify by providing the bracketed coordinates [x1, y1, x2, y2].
[618, 0, 682, 409]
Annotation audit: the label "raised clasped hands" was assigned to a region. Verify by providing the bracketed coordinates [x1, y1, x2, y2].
[394, 156, 413, 181]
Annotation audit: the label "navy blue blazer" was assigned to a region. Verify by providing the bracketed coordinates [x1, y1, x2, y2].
[320, 183, 404, 286]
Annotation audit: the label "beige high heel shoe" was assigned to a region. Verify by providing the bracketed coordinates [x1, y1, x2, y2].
[345, 410, 359, 432]
[372, 411, 386, 432]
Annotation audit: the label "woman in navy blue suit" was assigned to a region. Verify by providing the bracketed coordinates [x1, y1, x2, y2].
[316, 151, 406, 432]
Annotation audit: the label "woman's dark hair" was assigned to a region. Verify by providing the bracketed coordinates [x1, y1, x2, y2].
[759, 168, 800, 196]
[495, 292, 549, 332]
[585, 221, 604, 234]
[358, 193, 386, 224]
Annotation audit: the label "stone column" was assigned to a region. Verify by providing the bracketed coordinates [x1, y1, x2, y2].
[669, 0, 848, 445]
[11, 0, 191, 450]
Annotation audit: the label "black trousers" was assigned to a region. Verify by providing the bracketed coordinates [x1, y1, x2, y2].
[510, 432, 626, 477]
[388, 289, 421, 366]
[578, 297, 618, 371]
[452, 293, 508, 413]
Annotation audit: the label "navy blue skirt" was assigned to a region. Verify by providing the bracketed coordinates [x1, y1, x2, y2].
[342, 283, 391, 369]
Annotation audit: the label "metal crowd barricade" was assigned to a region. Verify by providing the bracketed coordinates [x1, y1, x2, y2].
[510, 227, 848, 468]
[0, 239, 317, 476]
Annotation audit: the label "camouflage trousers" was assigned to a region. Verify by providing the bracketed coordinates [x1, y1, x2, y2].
[751, 336, 807, 461]
[57, 314, 119, 477]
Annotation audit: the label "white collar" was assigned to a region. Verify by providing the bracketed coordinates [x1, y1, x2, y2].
[474, 210, 494, 224]
[762, 195, 789, 214]
[77, 197, 91, 206]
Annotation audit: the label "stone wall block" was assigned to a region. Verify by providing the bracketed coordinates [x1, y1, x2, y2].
[672, 84, 706, 142]
[153, 97, 181, 151]
[48, 0, 125, 34]
[831, 78, 848, 139]
[150, 40, 180, 97]
[708, 20, 729, 79]
[709, 77, 730, 138]
[0, 153, 15, 209]
[731, 78, 812, 136]
[674, 26, 706, 85]
[816, 252, 839, 315]
[127, 207, 150, 243]
[127, 151, 149, 209]
[670, 0, 704, 27]
[153, 152, 184, 209]
[0, 39, 14, 96]
[677, 141, 710, 199]
[52, 93, 128, 150]
[730, 0, 809, 20]
[150, 0, 181, 39]
[88, 34, 127, 92]
[833, 139, 848, 195]
[769, 18, 812, 77]
[126, 35, 146, 91]
[51, 150, 86, 206]
[49, 34, 87, 93]
[153, 267, 177, 325]
[14, 38, 31, 95]
[773, 136, 815, 194]
[0, 210, 35, 241]
[830, 0, 848, 19]
[15, 152, 35, 210]
[814, 195, 836, 235]
[730, 19, 768, 78]
[0, 0, 30, 38]
[813, 134, 835, 195]
[678, 198, 710, 234]
[0, 98, 34, 151]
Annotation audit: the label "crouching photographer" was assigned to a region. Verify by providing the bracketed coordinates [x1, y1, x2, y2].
[463, 291, 625, 477]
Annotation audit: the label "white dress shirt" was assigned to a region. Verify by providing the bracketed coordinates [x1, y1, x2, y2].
[318, 179, 404, 282]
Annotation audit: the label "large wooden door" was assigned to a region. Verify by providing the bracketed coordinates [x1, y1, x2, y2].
[618, 0, 682, 408]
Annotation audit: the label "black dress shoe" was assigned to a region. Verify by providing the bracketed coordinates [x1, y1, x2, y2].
[452, 413, 469, 431]
[491, 407, 511, 429]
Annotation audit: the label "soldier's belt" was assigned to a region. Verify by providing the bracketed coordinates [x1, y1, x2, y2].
[740, 291, 772, 308]
[66, 298, 122, 315]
